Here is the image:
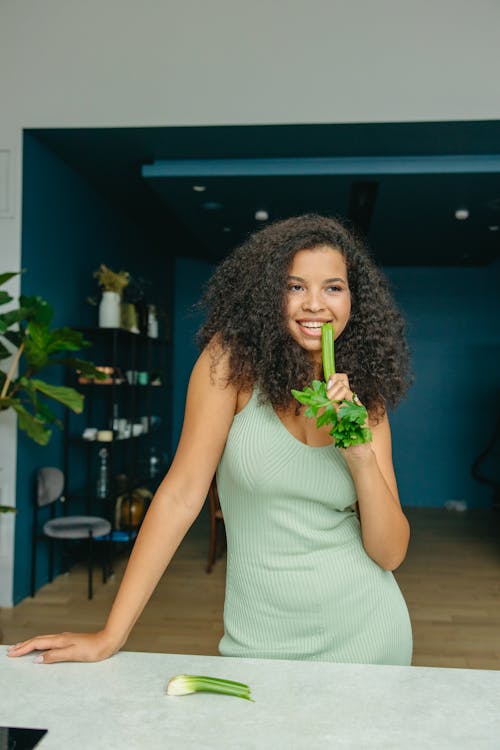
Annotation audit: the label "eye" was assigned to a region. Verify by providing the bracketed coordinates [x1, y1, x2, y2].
[326, 284, 343, 293]
[287, 283, 304, 293]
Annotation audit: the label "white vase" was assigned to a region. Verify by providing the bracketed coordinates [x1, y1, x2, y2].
[98, 291, 121, 328]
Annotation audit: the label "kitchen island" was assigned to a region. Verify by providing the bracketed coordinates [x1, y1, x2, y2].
[1, 646, 498, 749]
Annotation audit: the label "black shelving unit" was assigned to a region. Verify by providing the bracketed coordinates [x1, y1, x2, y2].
[62, 327, 172, 554]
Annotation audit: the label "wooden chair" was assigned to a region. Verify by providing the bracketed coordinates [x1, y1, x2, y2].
[206, 476, 226, 573]
[31, 467, 112, 600]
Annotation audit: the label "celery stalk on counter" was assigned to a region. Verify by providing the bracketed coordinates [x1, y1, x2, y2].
[291, 322, 372, 449]
[166, 674, 254, 701]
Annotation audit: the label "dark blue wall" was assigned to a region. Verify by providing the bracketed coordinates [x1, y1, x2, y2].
[171, 257, 213, 449]
[15, 134, 172, 602]
[386, 263, 499, 509]
[172, 257, 499, 512]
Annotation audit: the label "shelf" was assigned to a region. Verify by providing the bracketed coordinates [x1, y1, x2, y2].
[76, 327, 170, 346]
[75, 381, 167, 389]
[71, 432, 159, 445]
[64, 319, 172, 557]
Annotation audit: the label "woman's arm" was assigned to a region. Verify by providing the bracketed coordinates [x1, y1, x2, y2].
[342, 412, 410, 571]
[325, 374, 409, 571]
[8, 344, 238, 663]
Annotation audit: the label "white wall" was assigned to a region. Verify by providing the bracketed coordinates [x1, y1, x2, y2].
[1, 0, 500, 605]
[3, 0, 500, 129]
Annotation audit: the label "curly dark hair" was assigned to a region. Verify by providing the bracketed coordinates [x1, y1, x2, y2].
[196, 213, 413, 419]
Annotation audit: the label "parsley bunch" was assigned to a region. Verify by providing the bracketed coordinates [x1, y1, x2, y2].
[291, 323, 372, 449]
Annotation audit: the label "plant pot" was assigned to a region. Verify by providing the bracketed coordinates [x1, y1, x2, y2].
[98, 291, 121, 328]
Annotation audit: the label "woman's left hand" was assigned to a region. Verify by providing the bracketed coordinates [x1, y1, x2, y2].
[325, 372, 357, 407]
[325, 373, 373, 459]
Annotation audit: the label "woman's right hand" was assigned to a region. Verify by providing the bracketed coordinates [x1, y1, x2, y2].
[6, 629, 120, 664]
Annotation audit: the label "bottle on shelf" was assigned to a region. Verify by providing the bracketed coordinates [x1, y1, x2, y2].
[149, 446, 160, 479]
[96, 447, 110, 498]
[147, 304, 159, 339]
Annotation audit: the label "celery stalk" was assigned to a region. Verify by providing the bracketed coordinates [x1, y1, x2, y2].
[166, 674, 253, 701]
[291, 322, 372, 448]
[321, 322, 335, 382]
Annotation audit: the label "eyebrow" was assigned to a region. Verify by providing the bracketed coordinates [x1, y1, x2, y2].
[287, 275, 346, 284]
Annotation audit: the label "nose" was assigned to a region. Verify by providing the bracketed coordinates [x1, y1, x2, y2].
[302, 288, 324, 312]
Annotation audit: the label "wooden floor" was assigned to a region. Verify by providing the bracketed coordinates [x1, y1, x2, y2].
[1, 506, 499, 670]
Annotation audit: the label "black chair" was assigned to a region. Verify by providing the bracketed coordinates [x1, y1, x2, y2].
[31, 467, 112, 600]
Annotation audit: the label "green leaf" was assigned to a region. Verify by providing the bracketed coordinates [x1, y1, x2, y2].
[291, 388, 312, 406]
[292, 383, 372, 449]
[68, 357, 105, 378]
[0, 290, 13, 306]
[47, 327, 89, 354]
[23, 324, 88, 368]
[337, 400, 369, 424]
[19, 295, 53, 326]
[316, 404, 337, 428]
[17, 377, 41, 410]
[2, 329, 24, 348]
[0, 308, 30, 334]
[46, 356, 106, 380]
[291, 381, 330, 407]
[23, 345, 47, 370]
[35, 400, 63, 428]
[328, 400, 372, 448]
[10, 401, 52, 445]
[0, 272, 21, 288]
[30, 378, 84, 413]
[0, 340, 13, 360]
[23, 321, 51, 369]
[303, 405, 317, 420]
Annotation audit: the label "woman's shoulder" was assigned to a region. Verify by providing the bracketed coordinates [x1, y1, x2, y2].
[191, 337, 251, 398]
[189, 336, 254, 415]
[191, 336, 232, 387]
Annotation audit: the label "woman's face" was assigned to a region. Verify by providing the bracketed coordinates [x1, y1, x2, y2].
[285, 245, 351, 364]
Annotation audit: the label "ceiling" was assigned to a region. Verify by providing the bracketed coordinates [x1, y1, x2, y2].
[29, 120, 500, 267]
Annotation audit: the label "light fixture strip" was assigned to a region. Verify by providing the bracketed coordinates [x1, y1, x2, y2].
[142, 154, 500, 179]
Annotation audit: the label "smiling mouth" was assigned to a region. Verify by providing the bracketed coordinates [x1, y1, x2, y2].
[297, 320, 330, 337]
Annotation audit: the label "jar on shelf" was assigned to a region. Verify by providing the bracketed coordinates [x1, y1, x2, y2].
[147, 304, 159, 338]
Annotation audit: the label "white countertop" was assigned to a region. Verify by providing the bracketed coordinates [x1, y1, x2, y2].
[1, 646, 499, 749]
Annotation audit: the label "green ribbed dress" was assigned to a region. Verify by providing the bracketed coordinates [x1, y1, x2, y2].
[216, 388, 413, 666]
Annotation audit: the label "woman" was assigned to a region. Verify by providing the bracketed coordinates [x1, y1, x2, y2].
[8, 214, 413, 666]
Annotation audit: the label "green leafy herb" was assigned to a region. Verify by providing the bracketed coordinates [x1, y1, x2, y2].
[291, 322, 372, 449]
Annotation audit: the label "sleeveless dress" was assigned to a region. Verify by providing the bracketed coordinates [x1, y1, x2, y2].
[216, 388, 413, 665]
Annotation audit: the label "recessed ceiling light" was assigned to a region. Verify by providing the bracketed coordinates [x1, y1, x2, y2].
[488, 225, 499, 231]
[202, 201, 223, 211]
[454, 208, 469, 220]
[255, 210, 269, 221]
[193, 185, 206, 192]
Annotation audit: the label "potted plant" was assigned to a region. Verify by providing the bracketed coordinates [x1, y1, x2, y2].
[0, 272, 102, 511]
[93, 264, 130, 328]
